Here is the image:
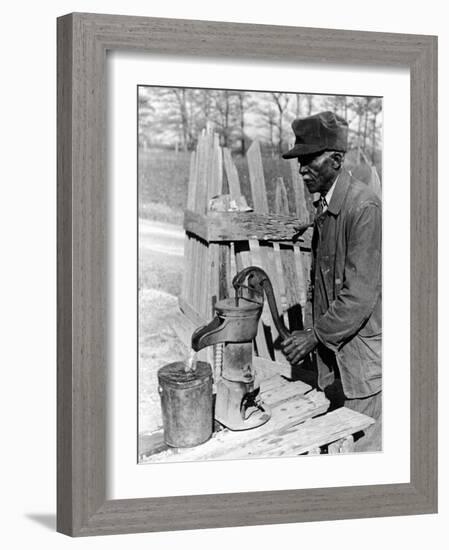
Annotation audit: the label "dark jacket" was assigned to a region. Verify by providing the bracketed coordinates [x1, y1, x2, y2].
[312, 169, 382, 398]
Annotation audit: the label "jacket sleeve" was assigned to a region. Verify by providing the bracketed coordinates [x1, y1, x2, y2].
[313, 201, 381, 351]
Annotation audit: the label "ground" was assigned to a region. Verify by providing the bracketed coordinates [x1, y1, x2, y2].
[138, 219, 188, 435]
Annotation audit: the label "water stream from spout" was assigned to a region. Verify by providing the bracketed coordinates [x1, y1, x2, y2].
[185, 348, 198, 372]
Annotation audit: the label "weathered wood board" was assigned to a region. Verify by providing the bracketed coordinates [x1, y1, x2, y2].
[247, 140, 269, 213]
[184, 209, 310, 244]
[290, 157, 310, 223]
[223, 147, 241, 199]
[253, 356, 292, 380]
[274, 176, 289, 215]
[248, 239, 273, 359]
[242, 408, 374, 458]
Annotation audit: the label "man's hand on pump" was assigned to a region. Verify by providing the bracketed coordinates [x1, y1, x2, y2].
[281, 328, 318, 364]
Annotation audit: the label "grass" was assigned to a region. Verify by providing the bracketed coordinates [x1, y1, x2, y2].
[139, 248, 183, 297]
[139, 149, 189, 218]
[138, 147, 315, 218]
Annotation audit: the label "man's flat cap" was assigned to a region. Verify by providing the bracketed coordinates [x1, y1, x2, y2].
[283, 111, 348, 159]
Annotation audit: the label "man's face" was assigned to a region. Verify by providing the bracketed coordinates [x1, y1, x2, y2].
[297, 151, 339, 195]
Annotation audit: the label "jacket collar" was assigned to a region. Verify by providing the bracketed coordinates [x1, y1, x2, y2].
[326, 168, 351, 215]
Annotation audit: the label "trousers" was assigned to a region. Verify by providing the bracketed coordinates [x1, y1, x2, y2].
[324, 378, 382, 452]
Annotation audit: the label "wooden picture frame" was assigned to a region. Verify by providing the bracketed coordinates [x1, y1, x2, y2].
[57, 12, 437, 536]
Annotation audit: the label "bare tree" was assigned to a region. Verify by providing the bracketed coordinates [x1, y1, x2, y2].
[270, 92, 290, 154]
[370, 98, 382, 162]
[138, 90, 155, 149]
[171, 88, 194, 151]
[138, 87, 382, 173]
[267, 107, 277, 150]
[236, 91, 248, 155]
[324, 94, 349, 119]
[295, 94, 301, 118]
[362, 97, 373, 150]
[191, 89, 213, 134]
[303, 94, 315, 116]
[138, 87, 182, 149]
[211, 90, 239, 148]
[347, 97, 367, 159]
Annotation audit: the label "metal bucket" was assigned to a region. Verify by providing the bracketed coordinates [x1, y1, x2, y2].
[157, 361, 213, 448]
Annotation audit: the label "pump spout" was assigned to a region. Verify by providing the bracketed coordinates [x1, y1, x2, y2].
[191, 297, 263, 352]
[191, 316, 224, 352]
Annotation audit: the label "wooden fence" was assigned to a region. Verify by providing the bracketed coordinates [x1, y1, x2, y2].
[179, 127, 313, 361]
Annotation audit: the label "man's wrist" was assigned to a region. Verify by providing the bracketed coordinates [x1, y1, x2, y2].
[305, 327, 319, 347]
[305, 326, 316, 336]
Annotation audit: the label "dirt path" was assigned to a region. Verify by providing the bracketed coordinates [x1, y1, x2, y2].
[139, 219, 184, 256]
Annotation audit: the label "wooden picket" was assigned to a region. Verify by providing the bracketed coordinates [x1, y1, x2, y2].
[290, 158, 310, 223]
[247, 140, 269, 213]
[180, 129, 224, 324]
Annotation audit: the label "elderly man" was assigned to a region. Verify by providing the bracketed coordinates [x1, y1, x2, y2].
[281, 111, 382, 452]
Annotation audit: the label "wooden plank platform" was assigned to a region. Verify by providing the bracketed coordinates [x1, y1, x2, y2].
[139, 374, 326, 463]
[139, 370, 375, 464]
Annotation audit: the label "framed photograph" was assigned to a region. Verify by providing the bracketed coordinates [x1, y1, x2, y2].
[57, 13, 437, 536]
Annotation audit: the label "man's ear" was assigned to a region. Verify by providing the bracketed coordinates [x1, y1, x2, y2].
[330, 152, 344, 170]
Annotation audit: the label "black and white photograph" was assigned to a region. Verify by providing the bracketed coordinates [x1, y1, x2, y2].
[137, 86, 383, 463]
[1, 0, 442, 543]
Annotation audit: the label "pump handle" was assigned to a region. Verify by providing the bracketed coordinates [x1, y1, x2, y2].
[232, 267, 291, 341]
